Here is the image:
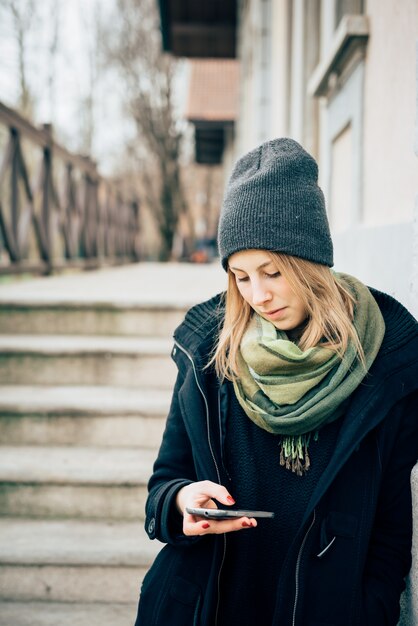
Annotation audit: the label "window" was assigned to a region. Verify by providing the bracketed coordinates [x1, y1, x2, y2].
[335, 0, 364, 28]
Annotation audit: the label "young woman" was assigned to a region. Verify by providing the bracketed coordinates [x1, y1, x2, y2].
[134, 138, 418, 626]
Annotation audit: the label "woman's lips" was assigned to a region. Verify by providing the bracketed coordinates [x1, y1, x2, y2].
[263, 307, 287, 319]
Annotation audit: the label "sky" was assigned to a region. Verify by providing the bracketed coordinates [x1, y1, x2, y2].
[0, 0, 137, 175]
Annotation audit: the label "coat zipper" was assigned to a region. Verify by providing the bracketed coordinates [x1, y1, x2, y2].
[173, 340, 221, 483]
[215, 386, 228, 626]
[218, 385, 231, 481]
[292, 509, 316, 626]
[173, 340, 225, 626]
[215, 535, 227, 626]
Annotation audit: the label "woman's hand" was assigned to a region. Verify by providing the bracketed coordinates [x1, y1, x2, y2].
[176, 480, 257, 536]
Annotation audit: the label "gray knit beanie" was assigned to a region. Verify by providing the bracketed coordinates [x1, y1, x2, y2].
[218, 137, 333, 270]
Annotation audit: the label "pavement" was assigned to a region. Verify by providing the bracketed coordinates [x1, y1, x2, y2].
[0, 262, 227, 306]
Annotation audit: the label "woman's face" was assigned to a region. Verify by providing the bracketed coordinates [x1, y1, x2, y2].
[228, 249, 308, 331]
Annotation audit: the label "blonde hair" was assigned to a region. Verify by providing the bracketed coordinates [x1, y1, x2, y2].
[211, 252, 364, 380]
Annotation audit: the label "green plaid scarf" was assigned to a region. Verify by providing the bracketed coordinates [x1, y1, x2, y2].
[232, 274, 386, 475]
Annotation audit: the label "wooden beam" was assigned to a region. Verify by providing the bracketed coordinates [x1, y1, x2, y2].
[0, 101, 99, 179]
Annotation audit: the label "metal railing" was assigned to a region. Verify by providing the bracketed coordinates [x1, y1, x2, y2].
[0, 101, 140, 275]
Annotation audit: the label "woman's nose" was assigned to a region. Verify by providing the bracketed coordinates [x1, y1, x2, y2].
[251, 283, 272, 306]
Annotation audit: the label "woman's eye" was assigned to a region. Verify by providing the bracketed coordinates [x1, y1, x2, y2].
[265, 272, 281, 278]
[236, 276, 249, 283]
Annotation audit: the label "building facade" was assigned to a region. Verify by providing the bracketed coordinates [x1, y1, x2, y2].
[235, 0, 418, 317]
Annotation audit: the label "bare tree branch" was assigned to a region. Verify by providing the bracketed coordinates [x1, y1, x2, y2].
[46, 0, 61, 124]
[102, 0, 188, 259]
[2, 0, 36, 116]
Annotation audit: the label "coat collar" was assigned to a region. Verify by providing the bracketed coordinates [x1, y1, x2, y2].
[173, 292, 225, 368]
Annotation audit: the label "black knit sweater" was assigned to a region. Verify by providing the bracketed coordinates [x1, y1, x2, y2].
[218, 382, 341, 626]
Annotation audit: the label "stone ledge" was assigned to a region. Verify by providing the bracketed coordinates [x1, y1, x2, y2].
[0, 446, 154, 485]
[0, 335, 172, 355]
[409, 464, 418, 621]
[0, 601, 138, 626]
[0, 385, 171, 416]
[0, 518, 161, 566]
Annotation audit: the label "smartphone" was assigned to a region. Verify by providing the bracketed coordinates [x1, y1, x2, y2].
[186, 507, 275, 520]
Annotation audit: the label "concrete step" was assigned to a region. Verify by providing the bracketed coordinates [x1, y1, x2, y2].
[0, 301, 186, 337]
[0, 262, 226, 312]
[0, 385, 169, 447]
[0, 601, 138, 626]
[0, 518, 162, 603]
[0, 335, 176, 388]
[0, 261, 225, 340]
[0, 446, 155, 519]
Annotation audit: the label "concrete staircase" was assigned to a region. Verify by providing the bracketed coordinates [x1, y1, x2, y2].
[0, 263, 415, 624]
[0, 263, 226, 626]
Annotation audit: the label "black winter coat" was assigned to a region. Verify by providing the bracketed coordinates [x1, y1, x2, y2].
[135, 289, 418, 626]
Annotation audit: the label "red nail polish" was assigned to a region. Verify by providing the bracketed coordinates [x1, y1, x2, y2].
[227, 495, 235, 504]
[202, 522, 210, 529]
[242, 521, 250, 527]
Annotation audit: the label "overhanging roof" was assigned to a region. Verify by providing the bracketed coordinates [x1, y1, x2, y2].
[158, 0, 237, 58]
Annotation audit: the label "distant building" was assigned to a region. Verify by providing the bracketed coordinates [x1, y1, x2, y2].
[185, 59, 238, 167]
[159, 0, 418, 316]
